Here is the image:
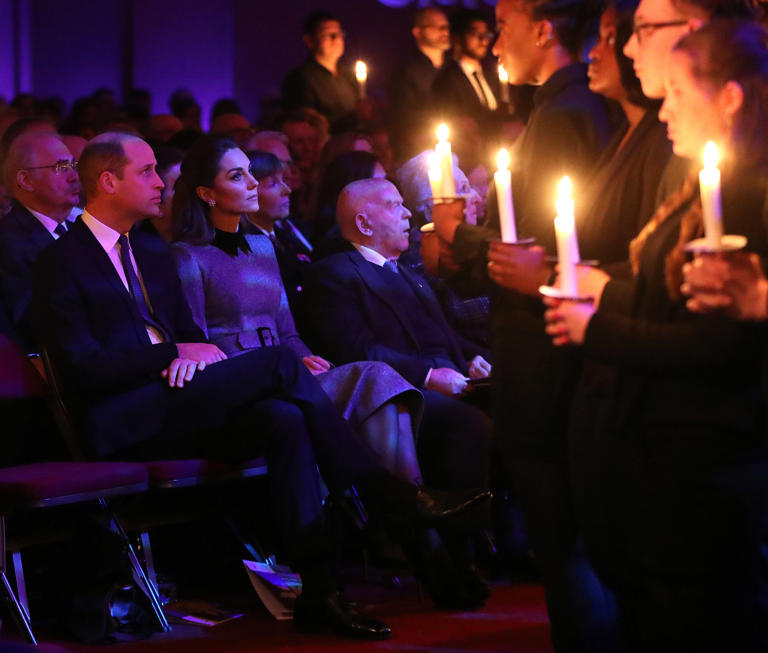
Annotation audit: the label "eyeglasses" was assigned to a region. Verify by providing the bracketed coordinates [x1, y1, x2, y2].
[632, 20, 688, 44]
[25, 160, 79, 175]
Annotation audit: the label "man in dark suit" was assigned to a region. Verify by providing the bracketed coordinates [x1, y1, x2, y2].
[431, 9, 500, 135]
[301, 180, 493, 576]
[281, 12, 358, 133]
[32, 133, 486, 640]
[387, 7, 451, 161]
[0, 131, 81, 351]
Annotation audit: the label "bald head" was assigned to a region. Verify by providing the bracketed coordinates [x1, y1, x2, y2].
[3, 131, 80, 219]
[338, 178, 412, 259]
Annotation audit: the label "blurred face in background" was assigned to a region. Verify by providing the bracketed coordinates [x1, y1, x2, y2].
[588, 8, 625, 102]
[414, 8, 451, 51]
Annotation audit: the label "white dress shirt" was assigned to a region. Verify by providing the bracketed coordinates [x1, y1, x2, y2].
[24, 205, 77, 240]
[458, 58, 498, 111]
[81, 210, 164, 344]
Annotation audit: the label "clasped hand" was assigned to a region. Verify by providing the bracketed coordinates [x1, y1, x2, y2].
[543, 298, 595, 346]
[161, 343, 227, 388]
[487, 243, 551, 296]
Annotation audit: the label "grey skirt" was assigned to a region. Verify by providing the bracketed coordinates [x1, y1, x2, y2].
[316, 361, 423, 432]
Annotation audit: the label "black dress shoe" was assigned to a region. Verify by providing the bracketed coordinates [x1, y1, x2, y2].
[293, 591, 392, 640]
[412, 545, 486, 611]
[458, 563, 492, 603]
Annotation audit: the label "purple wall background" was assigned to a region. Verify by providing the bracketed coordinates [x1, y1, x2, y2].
[1, 0, 496, 128]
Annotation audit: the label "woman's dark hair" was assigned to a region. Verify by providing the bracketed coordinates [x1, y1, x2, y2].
[522, 0, 603, 57]
[609, 0, 658, 109]
[314, 150, 381, 240]
[674, 19, 768, 168]
[246, 150, 283, 181]
[672, 0, 760, 20]
[172, 135, 239, 244]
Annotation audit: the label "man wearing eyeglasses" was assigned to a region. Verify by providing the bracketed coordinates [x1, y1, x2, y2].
[0, 131, 81, 352]
[281, 11, 358, 133]
[624, 0, 759, 202]
[431, 9, 500, 128]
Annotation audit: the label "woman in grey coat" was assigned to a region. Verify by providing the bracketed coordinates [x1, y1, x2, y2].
[170, 135, 423, 484]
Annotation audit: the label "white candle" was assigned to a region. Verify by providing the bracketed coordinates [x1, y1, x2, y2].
[494, 148, 517, 242]
[498, 64, 510, 104]
[554, 176, 580, 296]
[436, 123, 455, 198]
[428, 152, 443, 204]
[355, 60, 368, 99]
[699, 141, 723, 248]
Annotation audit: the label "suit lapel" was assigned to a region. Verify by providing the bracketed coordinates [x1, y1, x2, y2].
[349, 251, 423, 348]
[70, 219, 148, 343]
[14, 206, 56, 254]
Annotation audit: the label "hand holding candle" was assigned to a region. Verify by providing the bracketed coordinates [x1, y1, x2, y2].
[436, 123, 455, 198]
[355, 60, 368, 99]
[699, 141, 723, 248]
[494, 148, 517, 243]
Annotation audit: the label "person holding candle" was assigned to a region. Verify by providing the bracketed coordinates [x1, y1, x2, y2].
[544, 21, 768, 651]
[430, 1, 620, 651]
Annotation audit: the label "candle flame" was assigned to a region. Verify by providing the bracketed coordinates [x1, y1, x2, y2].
[558, 176, 573, 200]
[497, 148, 510, 172]
[437, 123, 449, 143]
[355, 60, 367, 83]
[703, 141, 719, 170]
[498, 64, 508, 83]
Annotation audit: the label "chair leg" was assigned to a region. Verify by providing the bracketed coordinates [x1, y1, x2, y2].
[11, 551, 30, 620]
[98, 499, 171, 632]
[222, 517, 269, 564]
[139, 531, 159, 598]
[0, 517, 37, 644]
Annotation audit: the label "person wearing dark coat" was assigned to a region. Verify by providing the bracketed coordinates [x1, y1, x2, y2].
[32, 133, 488, 641]
[429, 2, 621, 651]
[281, 12, 358, 133]
[547, 21, 768, 652]
[430, 9, 501, 138]
[0, 132, 80, 352]
[387, 7, 451, 161]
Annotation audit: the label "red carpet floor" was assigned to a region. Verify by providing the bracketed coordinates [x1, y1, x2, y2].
[26, 581, 553, 653]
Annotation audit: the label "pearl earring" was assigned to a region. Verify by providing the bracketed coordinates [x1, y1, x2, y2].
[208, 199, 216, 207]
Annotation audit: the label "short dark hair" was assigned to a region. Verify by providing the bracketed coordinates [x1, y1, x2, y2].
[303, 11, 338, 37]
[522, 0, 603, 57]
[78, 134, 138, 199]
[451, 9, 490, 36]
[211, 98, 242, 122]
[672, 0, 761, 19]
[246, 150, 283, 181]
[172, 135, 239, 245]
[0, 117, 54, 162]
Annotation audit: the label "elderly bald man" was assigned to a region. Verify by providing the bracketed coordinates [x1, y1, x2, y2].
[301, 178, 493, 594]
[0, 131, 81, 351]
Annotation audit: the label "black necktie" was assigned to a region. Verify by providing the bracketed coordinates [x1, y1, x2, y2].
[117, 234, 169, 341]
[54, 222, 68, 237]
[383, 260, 399, 274]
[472, 71, 490, 107]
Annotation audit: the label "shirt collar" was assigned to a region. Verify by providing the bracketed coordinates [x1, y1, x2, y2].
[352, 242, 393, 267]
[23, 204, 73, 237]
[212, 228, 252, 257]
[458, 57, 481, 76]
[81, 209, 125, 254]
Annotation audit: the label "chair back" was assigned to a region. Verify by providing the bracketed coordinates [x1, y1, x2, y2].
[0, 335, 46, 400]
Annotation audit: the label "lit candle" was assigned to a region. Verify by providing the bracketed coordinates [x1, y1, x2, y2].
[699, 141, 723, 248]
[435, 123, 455, 198]
[494, 148, 517, 242]
[355, 60, 368, 99]
[498, 64, 510, 104]
[428, 152, 443, 203]
[554, 176, 580, 296]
